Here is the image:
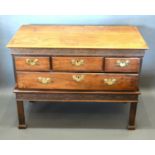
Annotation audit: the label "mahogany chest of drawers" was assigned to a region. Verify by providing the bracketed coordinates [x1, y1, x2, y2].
[7, 25, 148, 129]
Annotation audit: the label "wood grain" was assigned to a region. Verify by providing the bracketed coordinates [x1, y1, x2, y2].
[16, 72, 139, 91]
[52, 56, 103, 72]
[15, 56, 50, 71]
[16, 92, 138, 102]
[7, 25, 148, 49]
[16, 101, 26, 129]
[15, 89, 139, 102]
[105, 57, 141, 73]
[10, 48, 146, 56]
[14, 89, 141, 94]
[128, 102, 138, 130]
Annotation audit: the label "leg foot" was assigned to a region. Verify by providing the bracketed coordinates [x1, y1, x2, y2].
[128, 102, 138, 130]
[18, 124, 27, 129]
[128, 125, 136, 130]
[16, 101, 27, 129]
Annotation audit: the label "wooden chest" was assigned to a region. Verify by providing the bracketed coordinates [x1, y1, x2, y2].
[7, 25, 148, 129]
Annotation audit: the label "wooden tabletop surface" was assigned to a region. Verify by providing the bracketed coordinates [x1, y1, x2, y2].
[7, 25, 148, 49]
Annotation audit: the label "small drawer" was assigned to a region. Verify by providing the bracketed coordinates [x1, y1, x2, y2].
[52, 57, 103, 72]
[17, 72, 138, 91]
[105, 58, 141, 73]
[15, 56, 50, 71]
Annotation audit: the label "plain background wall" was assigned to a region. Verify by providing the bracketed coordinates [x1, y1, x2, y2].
[0, 15, 154, 89]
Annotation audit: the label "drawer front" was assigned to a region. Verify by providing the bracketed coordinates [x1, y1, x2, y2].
[17, 72, 138, 91]
[105, 58, 141, 72]
[15, 56, 50, 71]
[52, 57, 103, 72]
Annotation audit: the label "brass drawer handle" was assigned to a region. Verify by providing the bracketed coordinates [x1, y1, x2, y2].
[72, 75, 85, 82]
[104, 78, 117, 85]
[26, 58, 39, 66]
[71, 59, 84, 66]
[116, 60, 130, 67]
[38, 77, 52, 84]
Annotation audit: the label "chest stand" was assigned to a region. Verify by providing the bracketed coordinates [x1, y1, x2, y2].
[15, 89, 139, 130]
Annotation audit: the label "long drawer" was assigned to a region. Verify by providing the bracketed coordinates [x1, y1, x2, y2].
[17, 72, 139, 91]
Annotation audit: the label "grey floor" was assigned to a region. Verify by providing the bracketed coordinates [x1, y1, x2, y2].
[0, 87, 155, 140]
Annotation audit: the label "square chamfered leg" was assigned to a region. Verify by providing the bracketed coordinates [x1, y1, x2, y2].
[128, 102, 138, 130]
[16, 100, 27, 129]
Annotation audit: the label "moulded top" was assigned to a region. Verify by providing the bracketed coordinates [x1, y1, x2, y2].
[7, 25, 148, 49]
